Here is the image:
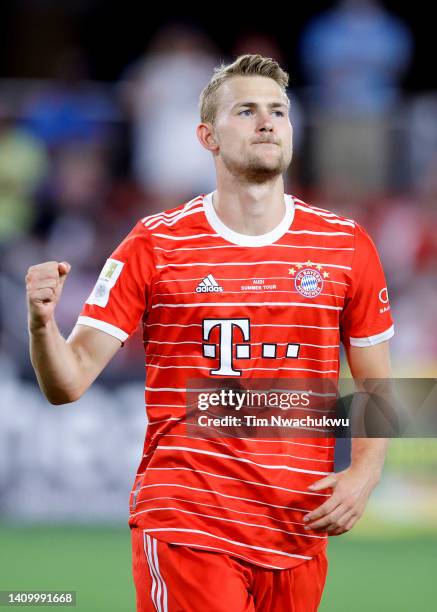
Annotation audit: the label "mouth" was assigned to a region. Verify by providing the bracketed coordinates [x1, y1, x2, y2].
[253, 142, 279, 146]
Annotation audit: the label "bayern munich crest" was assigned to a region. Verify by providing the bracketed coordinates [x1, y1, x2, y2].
[289, 261, 328, 298]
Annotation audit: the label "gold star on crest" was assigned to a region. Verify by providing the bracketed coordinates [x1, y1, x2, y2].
[296, 263, 303, 269]
[305, 260, 313, 267]
[323, 271, 330, 279]
[288, 268, 296, 276]
[316, 264, 323, 271]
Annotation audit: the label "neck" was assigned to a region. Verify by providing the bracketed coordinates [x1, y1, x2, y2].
[212, 172, 286, 236]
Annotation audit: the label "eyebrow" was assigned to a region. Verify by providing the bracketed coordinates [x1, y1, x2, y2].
[231, 101, 289, 111]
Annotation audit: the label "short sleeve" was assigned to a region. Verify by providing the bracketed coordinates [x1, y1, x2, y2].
[340, 223, 394, 348]
[76, 220, 156, 344]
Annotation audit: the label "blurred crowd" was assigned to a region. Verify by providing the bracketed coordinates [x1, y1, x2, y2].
[1, 0, 436, 381]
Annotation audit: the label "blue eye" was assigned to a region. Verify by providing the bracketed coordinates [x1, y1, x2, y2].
[239, 109, 285, 117]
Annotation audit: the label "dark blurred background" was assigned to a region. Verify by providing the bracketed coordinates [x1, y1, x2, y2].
[0, 2, 436, 610]
[1, 0, 436, 379]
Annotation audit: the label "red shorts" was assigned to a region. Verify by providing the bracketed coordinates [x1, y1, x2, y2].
[131, 527, 328, 612]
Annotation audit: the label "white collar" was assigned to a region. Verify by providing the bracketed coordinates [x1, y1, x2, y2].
[202, 191, 294, 247]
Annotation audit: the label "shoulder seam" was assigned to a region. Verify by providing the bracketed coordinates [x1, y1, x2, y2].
[292, 197, 356, 227]
[140, 196, 203, 227]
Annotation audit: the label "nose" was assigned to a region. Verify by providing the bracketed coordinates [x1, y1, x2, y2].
[257, 110, 273, 132]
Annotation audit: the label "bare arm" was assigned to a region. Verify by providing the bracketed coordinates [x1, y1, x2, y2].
[345, 341, 393, 381]
[303, 341, 392, 535]
[344, 341, 392, 493]
[27, 261, 121, 404]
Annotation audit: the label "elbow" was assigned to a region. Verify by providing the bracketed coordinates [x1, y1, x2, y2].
[48, 396, 75, 406]
[45, 388, 84, 405]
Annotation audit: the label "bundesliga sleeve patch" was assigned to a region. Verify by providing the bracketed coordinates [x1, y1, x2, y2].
[85, 258, 124, 307]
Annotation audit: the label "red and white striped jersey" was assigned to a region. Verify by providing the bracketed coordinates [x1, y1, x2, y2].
[77, 192, 394, 570]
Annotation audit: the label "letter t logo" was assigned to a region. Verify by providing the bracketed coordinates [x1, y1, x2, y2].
[203, 319, 250, 376]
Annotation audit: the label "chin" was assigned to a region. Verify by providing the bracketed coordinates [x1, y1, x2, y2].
[249, 159, 284, 175]
[222, 152, 287, 181]
[243, 165, 284, 183]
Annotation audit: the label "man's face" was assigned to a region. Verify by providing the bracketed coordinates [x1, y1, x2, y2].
[212, 76, 293, 183]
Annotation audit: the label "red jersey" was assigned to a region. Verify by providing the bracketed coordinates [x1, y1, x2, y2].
[77, 192, 394, 570]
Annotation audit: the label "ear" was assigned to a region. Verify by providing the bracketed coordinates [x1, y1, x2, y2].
[196, 122, 219, 152]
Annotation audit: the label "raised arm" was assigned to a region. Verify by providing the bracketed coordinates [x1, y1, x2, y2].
[26, 261, 121, 405]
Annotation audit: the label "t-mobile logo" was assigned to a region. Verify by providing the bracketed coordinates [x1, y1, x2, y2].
[203, 318, 250, 376]
[202, 318, 300, 376]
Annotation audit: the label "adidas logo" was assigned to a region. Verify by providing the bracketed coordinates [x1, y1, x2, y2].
[195, 274, 224, 293]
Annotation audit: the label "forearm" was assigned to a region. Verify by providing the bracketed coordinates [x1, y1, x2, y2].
[29, 317, 84, 404]
[347, 343, 392, 484]
[350, 437, 389, 485]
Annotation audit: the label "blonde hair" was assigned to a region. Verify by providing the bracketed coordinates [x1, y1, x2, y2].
[199, 54, 290, 125]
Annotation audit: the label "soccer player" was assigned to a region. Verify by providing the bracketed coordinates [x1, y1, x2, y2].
[26, 54, 394, 611]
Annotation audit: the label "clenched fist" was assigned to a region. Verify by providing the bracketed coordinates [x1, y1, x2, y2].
[26, 261, 71, 331]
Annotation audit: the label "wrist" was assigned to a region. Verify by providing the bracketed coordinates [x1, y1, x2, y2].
[28, 314, 57, 336]
[348, 463, 382, 487]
